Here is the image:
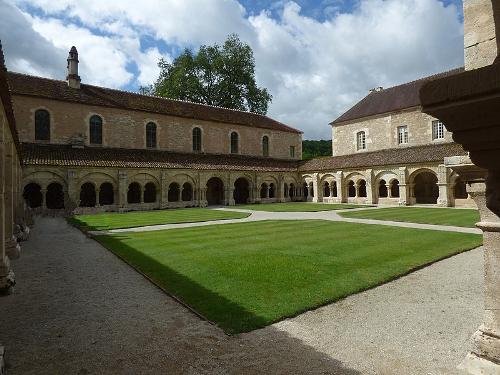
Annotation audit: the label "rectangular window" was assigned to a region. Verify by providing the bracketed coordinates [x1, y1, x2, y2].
[397, 126, 408, 144]
[289, 146, 295, 158]
[356, 131, 366, 150]
[432, 120, 445, 140]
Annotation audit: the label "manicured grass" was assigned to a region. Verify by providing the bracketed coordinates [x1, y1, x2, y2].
[339, 207, 480, 228]
[95, 220, 482, 334]
[68, 208, 250, 231]
[237, 202, 365, 212]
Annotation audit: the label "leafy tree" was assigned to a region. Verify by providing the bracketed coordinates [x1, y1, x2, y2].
[142, 34, 272, 114]
[302, 140, 332, 160]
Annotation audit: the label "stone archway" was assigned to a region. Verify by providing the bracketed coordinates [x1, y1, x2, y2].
[80, 183, 96, 207]
[414, 171, 439, 204]
[46, 182, 65, 209]
[234, 177, 250, 204]
[206, 177, 224, 205]
[99, 182, 114, 205]
[144, 182, 157, 203]
[127, 182, 141, 204]
[23, 183, 43, 208]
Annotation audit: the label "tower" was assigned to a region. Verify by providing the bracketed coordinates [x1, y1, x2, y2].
[66, 46, 81, 89]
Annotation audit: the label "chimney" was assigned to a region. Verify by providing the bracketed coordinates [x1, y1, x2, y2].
[66, 46, 81, 89]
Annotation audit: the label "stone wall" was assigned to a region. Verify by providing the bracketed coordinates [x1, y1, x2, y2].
[331, 107, 453, 156]
[12, 96, 302, 160]
[464, 0, 498, 70]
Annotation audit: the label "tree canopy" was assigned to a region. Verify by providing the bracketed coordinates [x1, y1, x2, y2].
[302, 140, 332, 160]
[141, 34, 272, 115]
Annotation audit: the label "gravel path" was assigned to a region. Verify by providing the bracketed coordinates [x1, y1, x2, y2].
[95, 208, 481, 235]
[0, 217, 482, 374]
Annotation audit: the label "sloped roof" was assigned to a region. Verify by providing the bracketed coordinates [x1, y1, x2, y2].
[0, 42, 20, 151]
[299, 142, 467, 171]
[331, 68, 464, 125]
[20, 143, 299, 172]
[7, 72, 302, 134]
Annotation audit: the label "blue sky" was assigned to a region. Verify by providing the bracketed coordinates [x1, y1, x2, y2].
[1, 0, 465, 139]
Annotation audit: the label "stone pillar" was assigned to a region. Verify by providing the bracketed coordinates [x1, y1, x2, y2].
[66, 170, 79, 210]
[366, 169, 375, 204]
[278, 175, 285, 203]
[311, 173, 320, 203]
[160, 172, 168, 209]
[336, 171, 345, 203]
[4, 142, 20, 260]
[398, 167, 410, 206]
[437, 164, 451, 207]
[118, 170, 128, 209]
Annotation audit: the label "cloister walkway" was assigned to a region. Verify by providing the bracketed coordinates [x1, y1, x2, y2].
[0, 216, 479, 374]
[91, 206, 482, 235]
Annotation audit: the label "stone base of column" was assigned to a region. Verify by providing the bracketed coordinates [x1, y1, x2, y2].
[0, 256, 15, 293]
[458, 352, 500, 374]
[199, 200, 208, 208]
[0, 345, 5, 375]
[5, 238, 21, 260]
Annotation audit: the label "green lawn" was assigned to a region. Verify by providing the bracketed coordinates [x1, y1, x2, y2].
[237, 202, 365, 212]
[339, 207, 480, 228]
[68, 208, 250, 231]
[95, 220, 482, 334]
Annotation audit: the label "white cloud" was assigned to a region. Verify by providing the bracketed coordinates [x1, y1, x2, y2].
[2, 0, 464, 139]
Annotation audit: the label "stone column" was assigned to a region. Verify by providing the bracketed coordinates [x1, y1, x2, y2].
[4, 142, 20, 260]
[336, 171, 345, 203]
[365, 169, 375, 204]
[437, 164, 451, 207]
[118, 170, 128, 210]
[200, 187, 207, 207]
[398, 167, 410, 206]
[312, 173, 320, 203]
[66, 170, 79, 210]
[278, 175, 285, 203]
[160, 172, 168, 209]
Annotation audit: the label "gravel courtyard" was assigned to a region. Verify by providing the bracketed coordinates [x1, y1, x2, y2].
[0, 216, 482, 374]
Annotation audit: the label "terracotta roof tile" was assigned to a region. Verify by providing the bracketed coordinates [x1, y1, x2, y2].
[332, 68, 464, 125]
[7, 72, 302, 134]
[20, 143, 300, 172]
[299, 142, 467, 171]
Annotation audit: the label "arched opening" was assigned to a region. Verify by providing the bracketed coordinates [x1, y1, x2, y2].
[310, 183, 314, 197]
[99, 182, 114, 205]
[303, 182, 309, 198]
[192, 127, 202, 152]
[206, 177, 224, 205]
[324, 182, 330, 197]
[230, 132, 239, 154]
[284, 183, 289, 198]
[144, 182, 157, 203]
[269, 183, 275, 198]
[23, 183, 43, 208]
[331, 181, 338, 197]
[35, 109, 50, 141]
[46, 182, 65, 209]
[390, 180, 400, 198]
[379, 180, 388, 198]
[348, 181, 356, 197]
[127, 182, 141, 204]
[80, 183, 96, 207]
[260, 183, 268, 199]
[168, 183, 180, 202]
[454, 178, 468, 199]
[262, 136, 269, 157]
[89, 115, 103, 145]
[182, 182, 193, 201]
[414, 171, 439, 204]
[289, 183, 295, 199]
[146, 122, 157, 149]
[234, 178, 250, 204]
[358, 180, 367, 198]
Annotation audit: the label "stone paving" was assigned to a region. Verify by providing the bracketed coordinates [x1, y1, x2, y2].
[95, 207, 481, 235]
[0, 214, 482, 374]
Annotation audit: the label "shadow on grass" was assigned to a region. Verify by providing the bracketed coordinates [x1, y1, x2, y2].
[95, 234, 270, 334]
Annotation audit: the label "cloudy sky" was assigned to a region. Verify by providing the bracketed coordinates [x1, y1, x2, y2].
[0, 0, 464, 139]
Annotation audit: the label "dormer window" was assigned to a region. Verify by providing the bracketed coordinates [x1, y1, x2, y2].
[432, 120, 445, 140]
[398, 126, 408, 144]
[356, 131, 366, 150]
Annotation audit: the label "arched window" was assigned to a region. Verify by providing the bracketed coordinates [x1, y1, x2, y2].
[146, 122, 157, 149]
[358, 180, 367, 197]
[262, 136, 269, 157]
[127, 182, 141, 204]
[324, 182, 330, 197]
[99, 182, 114, 205]
[331, 181, 338, 197]
[35, 109, 50, 141]
[284, 183, 289, 198]
[390, 180, 400, 198]
[348, 181, 356, 197]
[89, 115, 103, 145]
[80, 183, 96, 207]
[379, 180, 388, 198]
[182, 183, 193, 201]
[144, 182, 157, 203]
[46, 183, 65, 209]
[303, 182, 308, 198]
[230, 132, 239, 154]
[269, 183, 275, 198]
[192, 127, 202, 152]
[260, 183, 268, 199]
[356, 131, 366, 150]
[168, 183, 180, 202]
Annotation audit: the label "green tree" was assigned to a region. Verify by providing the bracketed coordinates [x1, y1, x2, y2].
[302, 140, 332, 160]
[142, 34, 272, 114]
